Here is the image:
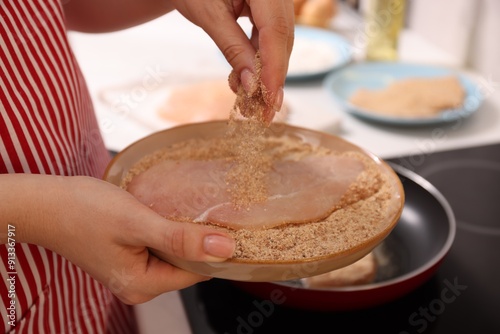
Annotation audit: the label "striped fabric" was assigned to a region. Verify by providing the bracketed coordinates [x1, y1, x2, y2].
[1, 1, 137, 332]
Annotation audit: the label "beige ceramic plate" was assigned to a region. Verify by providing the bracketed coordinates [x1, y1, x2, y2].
[103, 121, 404, 282]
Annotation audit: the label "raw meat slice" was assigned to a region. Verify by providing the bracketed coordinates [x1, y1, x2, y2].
[156, 79, 288, 124]
[126, 154, 364, 230]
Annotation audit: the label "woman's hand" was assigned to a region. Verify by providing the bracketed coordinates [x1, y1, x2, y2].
[0, 174, 235, 304]
[172, 0, 295, 122]
[63, 0, 294, 123]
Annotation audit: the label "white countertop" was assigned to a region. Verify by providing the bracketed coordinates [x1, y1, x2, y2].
[68, 8, 500, 334]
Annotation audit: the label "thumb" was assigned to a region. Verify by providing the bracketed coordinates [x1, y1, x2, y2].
[173, 0, 256, 83]
[199, 11, 257, 91]
[138, 215, 236, 263]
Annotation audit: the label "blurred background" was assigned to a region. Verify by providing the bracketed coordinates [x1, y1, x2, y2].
[346, 0, 498, 78]
[69, 0, 500, 156]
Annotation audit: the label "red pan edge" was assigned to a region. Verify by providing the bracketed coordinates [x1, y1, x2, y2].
[231, 164, 456, 311]
[232, 258, 445, 311]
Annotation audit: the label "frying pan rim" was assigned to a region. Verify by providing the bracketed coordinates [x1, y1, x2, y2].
[272, 163, 457, 292]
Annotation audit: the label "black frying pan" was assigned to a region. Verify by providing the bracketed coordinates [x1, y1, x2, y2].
[232, 163, 456, 311]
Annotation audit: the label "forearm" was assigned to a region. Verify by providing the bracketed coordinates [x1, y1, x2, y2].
[62, 0, 176, 33]
[0, 174, 65, 246]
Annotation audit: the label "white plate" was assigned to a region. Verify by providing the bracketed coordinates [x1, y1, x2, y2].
[98, 72, 288, 132]
[287, 25, 352, 81]
[323, 62, 484, 126]
[97, 74, 206, 131]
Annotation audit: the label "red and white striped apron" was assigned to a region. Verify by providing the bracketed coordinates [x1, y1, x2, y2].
[1, 1, 138, 332]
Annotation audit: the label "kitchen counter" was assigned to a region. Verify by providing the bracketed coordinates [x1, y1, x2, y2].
[68, 7, 500, 334]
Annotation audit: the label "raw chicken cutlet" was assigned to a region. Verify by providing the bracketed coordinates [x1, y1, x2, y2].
[121, 134, 399, 261]
[126, 152, 364, 230]
[156, 79, 288, 124]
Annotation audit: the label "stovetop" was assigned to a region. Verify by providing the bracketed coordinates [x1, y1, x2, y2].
[180, 143, 500, 334]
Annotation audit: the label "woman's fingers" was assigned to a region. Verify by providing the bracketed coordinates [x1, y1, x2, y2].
[130, 209, 236, 263]
[115, 209, 235, 303]
[248, 0, 295, 108]
[198, 5, 256, 90]
[113, 253, 211, 305]
[180, 0, 294, 121]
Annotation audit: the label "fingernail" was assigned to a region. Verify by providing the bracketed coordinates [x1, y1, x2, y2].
[264, 109, 276, 126]
[241, 68, 257, 96]
[228, 70, 240, 93]
[203, 235, 235, 262]
[272, 87, 284, 112]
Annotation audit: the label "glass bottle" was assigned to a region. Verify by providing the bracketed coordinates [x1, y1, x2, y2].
[364, 0, 406, 61]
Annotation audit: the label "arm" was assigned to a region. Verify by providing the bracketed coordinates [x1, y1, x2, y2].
[0, 174, 235, 304]
[62, 0, 175, 33]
